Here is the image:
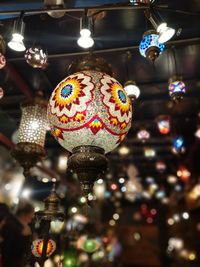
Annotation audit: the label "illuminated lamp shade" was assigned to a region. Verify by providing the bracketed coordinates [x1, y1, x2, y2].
[168, 76, 186, 101]
[0, 87, 4, 99]
[81, 239, 100, 253]
[50, 220, 64, 234]
[124, 80, 140, 100]
[48, 55, 132, 194]
[139, 30, 165, 62]
[157, 23, 175, 44]
[12, 91, 48, 174]
[156, 115, 170, 135]
[137, 129, 150, 142]
[77, 16, 94, 49]
[32, 239, 56, 258]
[25, 46, 48, 69]
[8, 20, 26, 52]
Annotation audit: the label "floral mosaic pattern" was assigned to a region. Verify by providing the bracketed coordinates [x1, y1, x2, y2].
[48, 70, 132, 153]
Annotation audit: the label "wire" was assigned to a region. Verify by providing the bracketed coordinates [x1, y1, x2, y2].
[156, 7, 200, 16]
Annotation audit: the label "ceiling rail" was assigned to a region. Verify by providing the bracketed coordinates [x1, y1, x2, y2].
[0, 4, 168, 16]
[7, 37, 200, 62]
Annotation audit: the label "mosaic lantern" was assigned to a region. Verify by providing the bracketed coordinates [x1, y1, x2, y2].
[139, 30, 165, 62]
[168, 76, 186, 101]
[172, 136, 185, 154]
[156, 115, 170, 135]
[25, 46, 48, 69]
[137, 129, 150, 142]
[0, 53, 6, 69]
[32, 239, 56, 258]
[12, 91, 48, 174]
[48, 55, 132, 194]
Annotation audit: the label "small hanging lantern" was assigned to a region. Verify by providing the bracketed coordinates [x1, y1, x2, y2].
[34, 185, 64, 266]
[124, 80, 140, 101]
[172, 136, 185, 154]
[168, 76, 186, 101]
[25, 46, 48, 69]
[32, 239, 56, 258]
[137, 129, 150, 142]
[139, 30, 165, 62]
[12, 91, 48, 174]
[156, 115, 170, 135]
[0, 35, 6, 69]
[81, 238, 100, 253]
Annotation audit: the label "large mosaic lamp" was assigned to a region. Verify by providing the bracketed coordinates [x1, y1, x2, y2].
[48, 55, 132, 194]
[12, 91, 48, 175]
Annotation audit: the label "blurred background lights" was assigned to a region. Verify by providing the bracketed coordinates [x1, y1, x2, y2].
[167, 175, 177, 184]
[71, 207, 78, 214]
[113, 213, 120, 220]
[118, 146, 130, 156]
[57, 153, 68, 172]
[21, 188, 31, 199]
[119, 177, 125, 184]
[182, 212, 189, 220]
[109, 219, 116, 226]
[137, 129, 150, 142]
[144, 147, 156, 158]
[156, 115, 170, 135]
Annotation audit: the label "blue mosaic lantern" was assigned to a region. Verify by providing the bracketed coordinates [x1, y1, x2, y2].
[168, 76, 186, 101]
[172, 136, 185, 154]
[139, 30, 165, 61]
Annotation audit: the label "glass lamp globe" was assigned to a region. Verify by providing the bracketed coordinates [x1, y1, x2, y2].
[48, 55, 132, 193]
[32, 239, 56, 258]
[12, 91, 48, 174]
[139, 30, 165, 62]
[168, 76, 186, 101]
[25, 46, 48, 69]
[124, 80, 140, 100]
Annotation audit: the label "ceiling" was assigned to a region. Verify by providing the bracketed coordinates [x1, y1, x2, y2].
[0, 0, 200, 176]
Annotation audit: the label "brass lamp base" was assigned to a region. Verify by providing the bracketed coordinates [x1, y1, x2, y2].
[11, 142, 46, 176]
[68, 145, 108, 196]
